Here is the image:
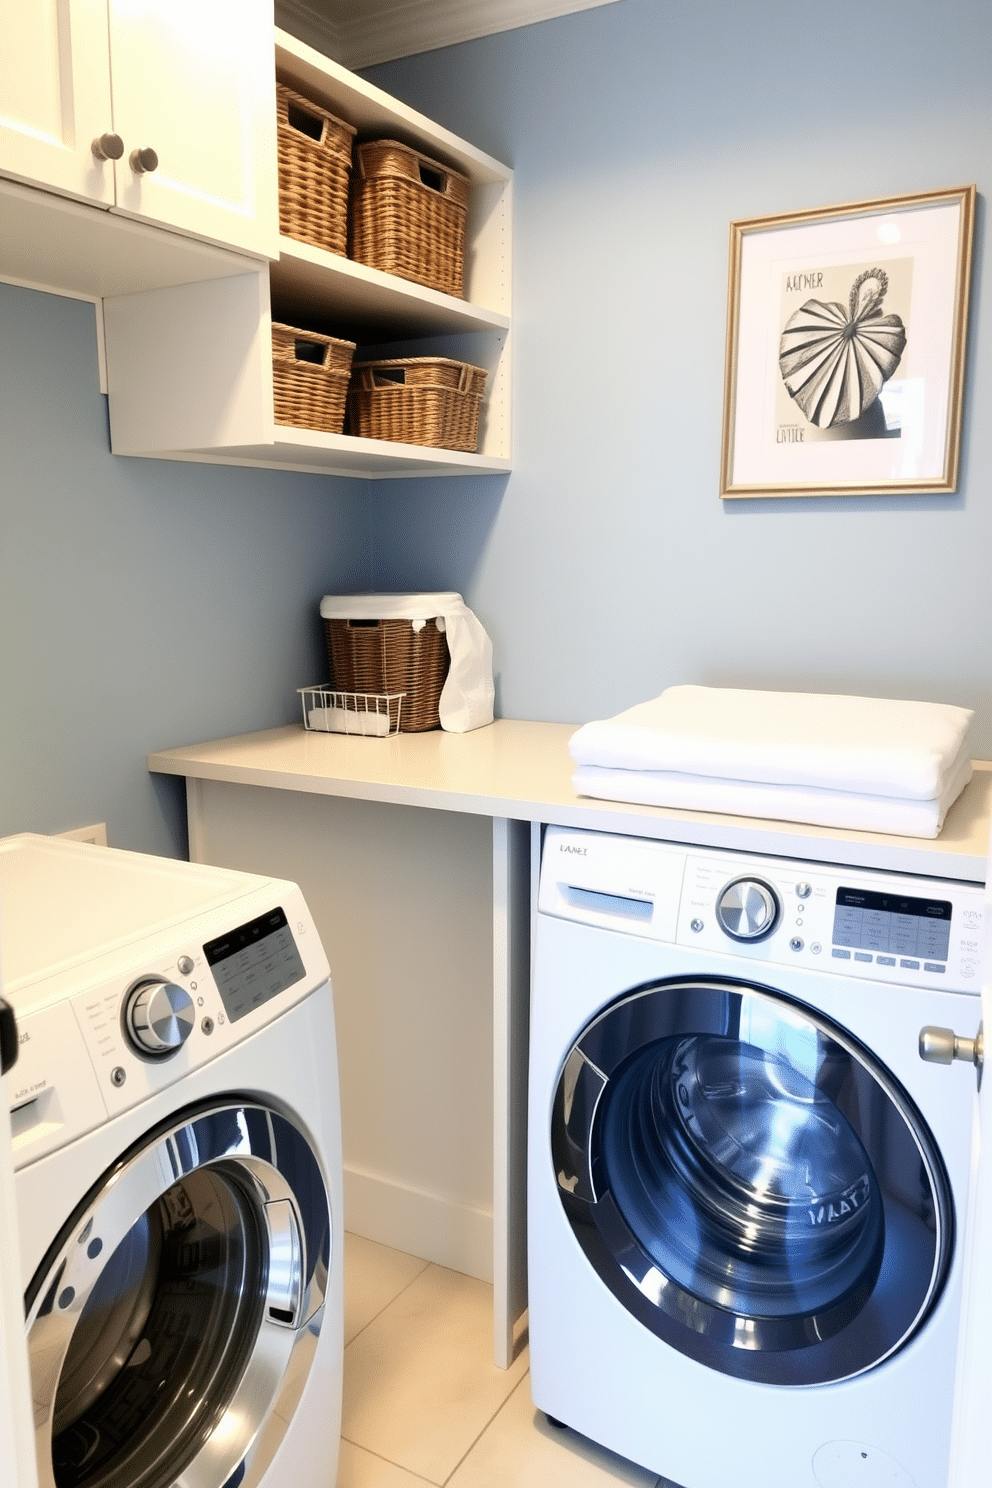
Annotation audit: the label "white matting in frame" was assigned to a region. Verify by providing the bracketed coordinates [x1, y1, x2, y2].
[720, 185, 975, 499]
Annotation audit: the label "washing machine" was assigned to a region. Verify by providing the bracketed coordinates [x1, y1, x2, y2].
[0, 832, 344, 1488]
[528, 824, 986, 1488]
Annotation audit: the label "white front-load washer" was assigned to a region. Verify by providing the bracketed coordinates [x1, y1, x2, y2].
[528, 825, 986, 1488]
[0, 832, 344, 1488]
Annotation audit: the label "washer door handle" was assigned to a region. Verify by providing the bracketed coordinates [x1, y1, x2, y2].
[264, 1199, 303, 1326]
[919, 1022, 984, 1088]
[1, 998, 17, 1075]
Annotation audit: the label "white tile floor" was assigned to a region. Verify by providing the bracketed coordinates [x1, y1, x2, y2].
[339, 1232, 671, 1488]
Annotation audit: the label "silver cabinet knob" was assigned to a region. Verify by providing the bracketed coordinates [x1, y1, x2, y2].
[129, 146, 159, 174]
[716, 877, 780, 941]
[91, 132, 124, 161]
[125, 979, 194, 1056]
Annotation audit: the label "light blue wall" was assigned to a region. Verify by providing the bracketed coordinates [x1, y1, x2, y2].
[365, 0, 992, 748]
[1, 0, 989, 863]
[0, 284, 371, 857]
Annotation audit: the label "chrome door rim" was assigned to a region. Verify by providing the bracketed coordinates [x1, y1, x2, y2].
[26, 1098, 330, 1488]
[551, 977, 953, 1386]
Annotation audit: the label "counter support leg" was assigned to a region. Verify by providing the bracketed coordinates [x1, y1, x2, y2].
[186, 777, 207, 863]
[492, 817, 530, 1367]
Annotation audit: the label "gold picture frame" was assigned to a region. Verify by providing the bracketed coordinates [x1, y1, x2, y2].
[720, 185, 975, 499]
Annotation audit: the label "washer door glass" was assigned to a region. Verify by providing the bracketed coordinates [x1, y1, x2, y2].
[26, 1100, 331, 1488]
[551, 979, 953, 1386]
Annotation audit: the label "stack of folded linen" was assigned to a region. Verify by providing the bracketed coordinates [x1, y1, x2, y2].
[569, 685, 975, 838]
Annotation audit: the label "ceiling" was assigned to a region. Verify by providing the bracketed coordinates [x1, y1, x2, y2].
[274, 0, 623, 70]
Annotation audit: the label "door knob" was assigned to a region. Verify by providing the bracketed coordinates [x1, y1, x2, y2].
[919, 1022, 984, 1087]
[91, 132, 124, 161]
[129, 146, 159, 174]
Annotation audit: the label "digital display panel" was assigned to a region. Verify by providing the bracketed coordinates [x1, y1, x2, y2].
[203, 906, 306, 1023]
[832, 887, 952, 962]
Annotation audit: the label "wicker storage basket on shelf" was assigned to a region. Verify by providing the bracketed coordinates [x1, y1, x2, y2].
[277, 81, 356, 256]
[347, 358, 487, 452]
[323, 615, 450, 732]
[272, 324, 356, 433]
[350, 140, 470, 297]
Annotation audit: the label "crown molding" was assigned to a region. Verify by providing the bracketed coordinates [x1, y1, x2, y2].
[274, 0, 345, 60]
[276, 0, 621, 70]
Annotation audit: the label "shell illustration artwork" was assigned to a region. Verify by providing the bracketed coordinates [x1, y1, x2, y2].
[778, 269, 907, 429]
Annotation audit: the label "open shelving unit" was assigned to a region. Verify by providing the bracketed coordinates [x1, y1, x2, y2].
[102, 28, 512, 480]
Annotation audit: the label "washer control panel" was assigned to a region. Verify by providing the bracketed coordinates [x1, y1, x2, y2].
[679, 853, 984, 989]
[541, 825, 986, 993]
[7, 885, 326, 1170]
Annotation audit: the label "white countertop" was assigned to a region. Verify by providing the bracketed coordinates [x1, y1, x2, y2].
[148, 720, 992, 883]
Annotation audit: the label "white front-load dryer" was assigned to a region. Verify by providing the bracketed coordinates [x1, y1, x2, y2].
[528, 826, 986, 1488]
[0, 833, 345, 1488]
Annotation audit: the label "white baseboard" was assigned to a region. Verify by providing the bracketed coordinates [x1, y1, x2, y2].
[344, 1164, 493, 1283]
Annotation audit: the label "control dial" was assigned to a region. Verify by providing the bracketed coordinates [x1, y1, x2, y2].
[716, 877, 780, 942]
[125, 979, 195, 1057]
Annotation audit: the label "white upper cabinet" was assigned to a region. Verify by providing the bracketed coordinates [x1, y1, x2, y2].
[0, 0, 278, 259]
[104, 0, 277, 256]
[0, 0, 116, 205]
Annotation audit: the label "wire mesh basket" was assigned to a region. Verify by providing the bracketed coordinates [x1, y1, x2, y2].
[299, 685, 404, 738]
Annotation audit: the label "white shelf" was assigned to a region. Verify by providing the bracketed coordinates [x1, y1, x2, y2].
[104, 268, 510, 471]
[175, 431, 512, 480]
[271, 237, 510, 339]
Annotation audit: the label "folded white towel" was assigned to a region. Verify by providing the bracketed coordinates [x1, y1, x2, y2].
[572, 751, 974, 839]
[569, 686, 974, 801]
[308, 706, 391, 737]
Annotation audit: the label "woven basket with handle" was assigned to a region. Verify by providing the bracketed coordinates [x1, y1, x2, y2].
[347, 357, 487, 452]
[350, 140, 470, 297]
[277, 81, 356, 257]
[272, 324, 356, 433]
[324, 616, 450, 732]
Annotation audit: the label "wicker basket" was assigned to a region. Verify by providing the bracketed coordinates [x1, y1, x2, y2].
[350, 140, 470, 297]
[323, 616, 450, 732]
[277, 81, 356, 257]
[347, 358, 487, 452]
[272, 324, 356, 433]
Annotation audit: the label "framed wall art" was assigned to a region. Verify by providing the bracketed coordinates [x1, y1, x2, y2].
[720, 185, 975, 499]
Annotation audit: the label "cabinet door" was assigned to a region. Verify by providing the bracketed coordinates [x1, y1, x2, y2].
[0, 0, 115, 205]
[107, 0, 278, 258]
